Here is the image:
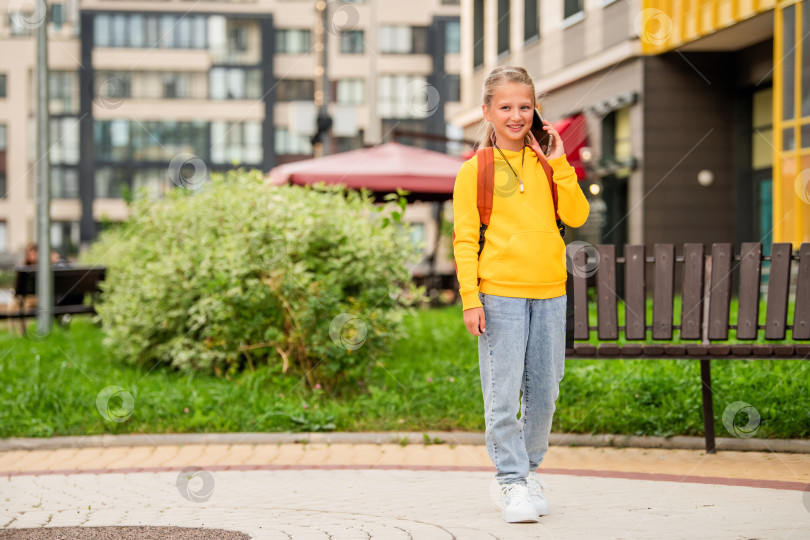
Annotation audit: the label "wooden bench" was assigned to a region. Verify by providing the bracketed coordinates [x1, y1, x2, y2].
[565, 242, 810, 453]
[0, 266, 106, 331]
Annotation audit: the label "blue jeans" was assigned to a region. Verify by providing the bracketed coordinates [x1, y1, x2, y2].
[478, 292, 567, 486]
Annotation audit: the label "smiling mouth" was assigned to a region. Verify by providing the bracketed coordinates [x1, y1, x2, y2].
[507, 124, 524, 131]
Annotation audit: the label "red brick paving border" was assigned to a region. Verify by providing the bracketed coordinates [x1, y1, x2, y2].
[2, 464, 807, 491]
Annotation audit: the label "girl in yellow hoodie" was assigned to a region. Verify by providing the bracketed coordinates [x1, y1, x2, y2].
[453, 66, 589, 523]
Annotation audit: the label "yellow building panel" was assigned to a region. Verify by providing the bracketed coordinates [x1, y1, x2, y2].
[641, 0, 774, 54]
[774, 0, 810, 245]
[718, 0, 736, 26]
[699, 0, 716, 33]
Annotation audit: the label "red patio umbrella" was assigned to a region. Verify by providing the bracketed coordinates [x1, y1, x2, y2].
[267, 142, 464, 199]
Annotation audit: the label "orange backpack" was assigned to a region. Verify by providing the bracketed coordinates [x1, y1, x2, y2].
[456, 147, 564, 264]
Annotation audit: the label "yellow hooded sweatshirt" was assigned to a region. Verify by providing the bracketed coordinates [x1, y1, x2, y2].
[452, 149, 590, 311]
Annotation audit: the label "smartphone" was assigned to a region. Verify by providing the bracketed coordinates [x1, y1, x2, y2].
[531, 108, 551, 149]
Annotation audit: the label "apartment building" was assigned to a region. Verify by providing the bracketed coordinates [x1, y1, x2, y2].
[0, 0, 462, 263]
[456, 0, 794, 251]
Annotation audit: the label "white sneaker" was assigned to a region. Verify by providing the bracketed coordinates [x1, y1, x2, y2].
[527, 472, 550, 516]
[500, 483, 539, 523]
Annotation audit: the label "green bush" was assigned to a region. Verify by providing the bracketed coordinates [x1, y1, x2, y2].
[83, 169, 418, 392]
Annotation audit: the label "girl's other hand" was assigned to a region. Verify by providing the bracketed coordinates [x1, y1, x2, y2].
[463, 307, 486, 336]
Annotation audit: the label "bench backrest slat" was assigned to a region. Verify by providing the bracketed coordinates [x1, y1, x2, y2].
[572, 249, 590, 339]
[794, 244, 810, 340]
[624, 245, 646, 340]
[736, 242, 762, 340]
[764, 243, 792, 340]
[596, 245, 618, 340]
[708, 243, 733, 340]
[652, 244, 675, 340]
[681, 243, 705, 340]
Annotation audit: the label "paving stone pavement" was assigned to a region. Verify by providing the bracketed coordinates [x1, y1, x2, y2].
[1, 442, 809, 539]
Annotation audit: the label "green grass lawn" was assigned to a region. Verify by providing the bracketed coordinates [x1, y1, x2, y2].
[1, 307, 808, 439]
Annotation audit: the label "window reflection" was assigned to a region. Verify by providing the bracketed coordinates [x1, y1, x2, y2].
[276, 29, 311, 54]
[95, 120, 209, 162]
[211, 122, 263, 164]
[94, 13, 209, 49]
[275, 128, 312, 155]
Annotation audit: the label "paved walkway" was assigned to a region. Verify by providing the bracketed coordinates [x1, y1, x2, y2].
[1, 438, 809, 539]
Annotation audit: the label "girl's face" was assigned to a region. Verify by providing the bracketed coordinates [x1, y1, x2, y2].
[482, 82, 534, 151]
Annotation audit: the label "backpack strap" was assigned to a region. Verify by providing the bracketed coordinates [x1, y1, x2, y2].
[475, 147, 495, 257]
[476, 147, 495, 226]
[537, 152, 565, 237]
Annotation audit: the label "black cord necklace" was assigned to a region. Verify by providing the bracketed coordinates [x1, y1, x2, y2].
[493, 143, 526, 193]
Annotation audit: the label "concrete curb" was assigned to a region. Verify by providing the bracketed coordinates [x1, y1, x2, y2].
[1, 431, 809, 453]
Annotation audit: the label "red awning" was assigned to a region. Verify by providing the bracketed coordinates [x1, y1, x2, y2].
[268, 142, 464, 197]
[554, 114, 588, 180]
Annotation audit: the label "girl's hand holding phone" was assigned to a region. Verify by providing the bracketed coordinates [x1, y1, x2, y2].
[528, 121, 564, 161]
[463, 307, 486, 336]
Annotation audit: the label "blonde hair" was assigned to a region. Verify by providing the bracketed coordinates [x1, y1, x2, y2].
[478, 66, 542, 149]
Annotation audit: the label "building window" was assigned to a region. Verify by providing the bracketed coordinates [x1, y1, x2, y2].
[379, 26, 428, 54]
[210, 68, 262, 100]
[50, 3, 64, 30]
[96, 71, 212, 100]
[95, 167, 129, 199]
[407, 222, 426, 250]
[50, 71, 79, 114]
[128, 15, 145, 47]
[9, 12, 34, 36]
[803, 0, 810, 120]
[340, 30, 364, 53]
[94, 13, 207, 49]
[497, 0, 510, 55]
[0, 222, 6, 253]
[95, 167, 169, 200]
[229, 21, 249, 51]
[446, 74, 461, 102]
[50, 118, 79, 165]
[209, 17, 260, 64]
[0, 124, 6, 199]
[445, 20, 460, 53]
[336, 79, 364, 105]
[50, 221, 80, 258]
[95, 120, 209, 162]
[94, 14, 109, 45]
[524, 0, 539, 41]
[95, 72, 131, 101]
[51, 167, 79, 199]
[211, 122, 262, 164]
[379, 75, 433, 118]
[112, 14, 127, 46]
[276, 29, 311, 54]
[334, 130, 365, 153]
[473, 0, 484, 67]
[0, 74, 6, 98]
[614, 108, 631, 163]
[275, 128, 313, 156]
[381, 119, 428, 148]
[276, 79, 315, 102]
[752, 88, 773, 170]
[564, 0, 584, 20]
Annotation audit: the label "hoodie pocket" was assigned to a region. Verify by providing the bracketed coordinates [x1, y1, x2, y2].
[490, 231, 566, 284]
